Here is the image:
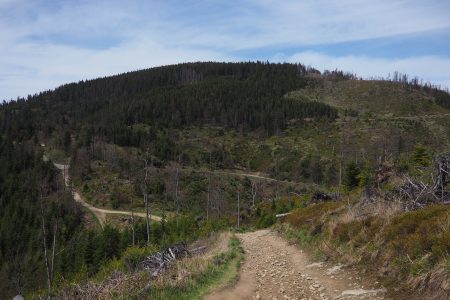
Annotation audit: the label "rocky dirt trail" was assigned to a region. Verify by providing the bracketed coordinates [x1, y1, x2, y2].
[206, 229, 387, 300]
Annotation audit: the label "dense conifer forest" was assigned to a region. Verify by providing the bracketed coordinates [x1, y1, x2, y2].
[0, 62, 338, 142]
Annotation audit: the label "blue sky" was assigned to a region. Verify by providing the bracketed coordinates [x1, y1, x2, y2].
[1, 0, 450, 101]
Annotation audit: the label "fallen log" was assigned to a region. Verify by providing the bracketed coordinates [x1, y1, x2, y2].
[276, 212, 292, 218]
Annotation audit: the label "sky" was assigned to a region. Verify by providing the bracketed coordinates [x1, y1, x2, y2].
[1, 0, 450, 101]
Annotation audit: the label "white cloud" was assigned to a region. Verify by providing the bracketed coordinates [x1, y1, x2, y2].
[173, 0, 450, 49]
[0, 37, 232, 100]
[3, 0, 449, 50]
[284, 51, 450, 90]
[1, 0, 450, 100]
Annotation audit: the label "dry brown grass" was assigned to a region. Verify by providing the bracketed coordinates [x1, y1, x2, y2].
[151, 231, 233, 290]
[408, 263, 450, 300]
[59, 232, 232, 300]
[282, 190, 450, 298]
[334, 196, 402, 225]
[59, 270, 147, 300]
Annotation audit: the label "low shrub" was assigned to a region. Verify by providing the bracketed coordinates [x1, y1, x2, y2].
[383, 205, 450, 262]
[257, 213, 276, 228]
[285, 201, 344, 234]
[332, 216, 383, 247]
[122, 245, 158, 272]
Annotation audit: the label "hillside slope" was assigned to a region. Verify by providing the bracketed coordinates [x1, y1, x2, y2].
[0, 62, 449, 298]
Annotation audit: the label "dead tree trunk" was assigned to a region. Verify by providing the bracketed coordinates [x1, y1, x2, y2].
[251, 180, 257, 206]
[206, 177, 210, 221]
[434, 155, 450, 201]
[62, 165, 66, 191]
[206, 152, 212, 221]
[175, 166, 180, 227]
[339, 135, 343, 190]
[39, 194, 51, 297]
[130, 197, 135, 246]
[50, 220, 57, 286]
[237, 191, 241, 229]
[143, 158, 150, 246]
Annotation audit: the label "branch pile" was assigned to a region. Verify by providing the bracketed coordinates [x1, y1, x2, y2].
[140, 242, 190, 277]
[395, 154, 450, 211]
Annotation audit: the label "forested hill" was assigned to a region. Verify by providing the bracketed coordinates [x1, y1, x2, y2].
[1, 62, 338, 143]
[0, 62, 340, 298]
[1, 62, 450, 298]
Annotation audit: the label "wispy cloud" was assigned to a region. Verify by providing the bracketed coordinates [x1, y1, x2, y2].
[166, 0, 450, 49]
[0, 0, 449, 100]
[0, 37, 231, 99]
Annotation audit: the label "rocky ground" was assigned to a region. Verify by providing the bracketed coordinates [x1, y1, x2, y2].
[206, 229, 387, 300]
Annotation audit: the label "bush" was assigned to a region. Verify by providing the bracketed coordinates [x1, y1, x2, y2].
[332, 217, 382, 247]
[122, 246, 158, 272]
[411, 144, 431, 167]
[384, 205, 450, 262]
[257, 213, 276, 228]
[285, 201, 343, 234]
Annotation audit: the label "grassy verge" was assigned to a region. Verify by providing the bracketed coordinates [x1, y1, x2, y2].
[275, 198, 450, 298]
[54, 233, 244, 299]
[144, 234, 244, 300]
[274, 201, 345, 260]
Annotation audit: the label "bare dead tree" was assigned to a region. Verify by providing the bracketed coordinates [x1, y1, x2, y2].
[212, 182, 220, 217]
[251, 180, 258, 206]
[50, 220, 58, 286]
[339, 133, 343, 190]
[130, 197, 135, 246]
[62, 164, 66, 191]
[142, 158, 151, 245]
[206, 152, 212, 221]
[122, 158, 135, 246]
[237, 190, 240, 229]
[434, 155, 450, 201]
[10, 251, 25, 296]
[175, 154, 181, 227]
[38, 186, 60, 299]
[39, 192, 51, 297]
[175, 167, 180, 225]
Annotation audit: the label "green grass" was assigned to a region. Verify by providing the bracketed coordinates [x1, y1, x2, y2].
[287, 80, 448, 117]
[49, 233, 243, 299]
[142, 235, 244, 300]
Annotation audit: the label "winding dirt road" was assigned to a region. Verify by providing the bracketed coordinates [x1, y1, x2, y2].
[207, 230, 387, 300]
[212, 170, 299, 186]
[54, 163, 161, 227]
[179, 168, 304, 186]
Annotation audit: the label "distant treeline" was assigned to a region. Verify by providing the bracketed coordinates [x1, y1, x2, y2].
[366, 70, 450, 109]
